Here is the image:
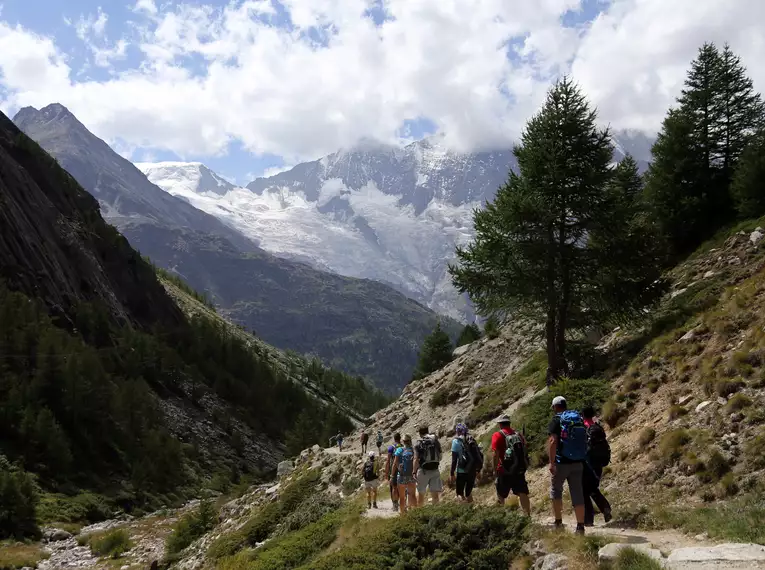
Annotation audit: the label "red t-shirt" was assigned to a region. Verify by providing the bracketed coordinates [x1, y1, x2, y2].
[491, 427, 526, 471]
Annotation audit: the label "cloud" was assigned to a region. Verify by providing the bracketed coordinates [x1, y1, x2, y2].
[2, 0, 765, 163]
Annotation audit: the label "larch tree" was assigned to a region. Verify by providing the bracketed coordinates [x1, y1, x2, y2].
[450, 78, 664, 384]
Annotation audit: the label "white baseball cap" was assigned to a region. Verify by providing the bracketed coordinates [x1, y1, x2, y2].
[368, 451, 376, 457]
[551, 396, 567, 409]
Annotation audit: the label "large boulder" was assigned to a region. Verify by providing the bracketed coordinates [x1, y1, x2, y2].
[43, 528, 73, 542]
[667, 543, 765, 569]
[532, 553, 569, 570]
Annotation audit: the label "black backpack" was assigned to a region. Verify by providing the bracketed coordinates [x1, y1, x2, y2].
[362, 459, 377, 481]
[417, 436, 441, 470]
[501, 431, 529, 476]
[458, 436, 484, 474]
[587, 422, 611, 467]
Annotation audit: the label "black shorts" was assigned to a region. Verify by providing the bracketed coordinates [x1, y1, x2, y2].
[456, 472, 475, 497]
[496, 472, 529, 499]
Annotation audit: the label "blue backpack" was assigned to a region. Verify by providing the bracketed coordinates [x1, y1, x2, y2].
[399, 447, 415, 478]
[558, 410, 587, 462]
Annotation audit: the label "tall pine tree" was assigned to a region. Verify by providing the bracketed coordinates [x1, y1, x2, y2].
[731, 129, 765, 218]
[644, 42, 765, 253]
[450, 79, 664, 383]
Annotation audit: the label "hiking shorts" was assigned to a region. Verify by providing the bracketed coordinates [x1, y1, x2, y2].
[550, 461, 584, 506]
[398, 473, 415, 486]
[416, 467, 443, 494]
[456, 472, 476, 498]
[364, 479, 379, 490]
[495, 472, 529, 499]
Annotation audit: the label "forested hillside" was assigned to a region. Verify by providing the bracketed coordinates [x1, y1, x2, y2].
[0, 110, 386, 540]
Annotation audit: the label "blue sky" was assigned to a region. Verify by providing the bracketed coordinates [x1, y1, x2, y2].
[1, 0, 761, 184]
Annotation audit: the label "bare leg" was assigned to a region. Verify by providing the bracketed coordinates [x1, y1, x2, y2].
[431, 492, 440, 505]
[519, 494, 531, 517]
[553, 498, 563, 522]
[574, 504, 585, 524]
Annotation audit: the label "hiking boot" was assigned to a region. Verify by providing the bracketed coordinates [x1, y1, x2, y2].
[367, 502, 372, 509]
[554, 519, 564, 530]
[603, 508, 613, 523]
[575, 524, 585, 535]
[373, 502, 378, 509]
[392, 501, 399, 512]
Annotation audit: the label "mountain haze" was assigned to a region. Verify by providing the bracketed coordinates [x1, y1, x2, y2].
[14, 104, 458, 391]
[140, 131, 654, 321]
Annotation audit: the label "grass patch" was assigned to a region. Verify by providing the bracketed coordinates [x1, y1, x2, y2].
[668, 405, 688, 420]
[658, 429, 690, 462]
[87, 528, 132, 559]
[467, 352, 547, 427]
[304, 504, 529, 570]
[208, 469, 322, 559]
[745, 435, 765, 469]
[653, 494, 765, 544]
[538, 529, 609, 568]
[0, 542, 50, 570]
[725, 393, 753, 412]
[37, 492, 113, 526]
[273, 493, 342, 538]
[610, 547, 664, 570]
[165, 501, 217, 560]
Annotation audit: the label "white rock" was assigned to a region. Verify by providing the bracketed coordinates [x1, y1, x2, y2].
[667, 543, 765, 567]
[277, 460, 294, 478]
[679, 329, 696, 342]
[533, 553, 569, 570]
[750, 230, 763, 245]
[677, 394, 693, 406]
[695, 401, 712, 412]
[599, 543, 664, 563]
[703, 270, 716, 279]
[717, 397, 727, 406]
[452, 344, 471, 358]
[671, 288, 688, 298]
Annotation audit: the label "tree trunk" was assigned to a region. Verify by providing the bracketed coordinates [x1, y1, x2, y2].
[545, 309, 557, 387]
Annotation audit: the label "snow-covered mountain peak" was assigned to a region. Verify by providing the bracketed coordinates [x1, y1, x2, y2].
[137, 161, 238, 198]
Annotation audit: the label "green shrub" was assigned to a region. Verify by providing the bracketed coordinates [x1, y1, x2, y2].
[601, 399, 627, 428]
[726, 393, 753, 412]
[745, 435, 765, 469]
[716, 378, 745, 397]
[342, 476, 361, 496]
[273, 494, 342, 537]
[166, 501, 217, 557]
[456, 323, 482, 347]
[511, 378, 612, 458]
[89, 528, 132, 559]
[208, 469, 321, 559]
[37, 492, 112, 525]
[719, 473, 739, 497]
[705, 450, 730, 481]
[638, 428, 656, 446]
[0, 465, 39, 540]
[484, 315, 500, 340]
[668, 405, 688, 420]
[659, 429, 690, 461]
[307, 504, 529, 570]
[219, 508, 347, 570]
[430, 384, 461, 408]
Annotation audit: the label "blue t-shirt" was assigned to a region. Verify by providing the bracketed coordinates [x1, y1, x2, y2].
[451, 438, 468, 474]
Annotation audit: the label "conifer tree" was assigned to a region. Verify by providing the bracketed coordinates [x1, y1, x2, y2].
[456, 323, 482, 347]
[450, 78, 664, 383]
[644, 42, 765, 253]
[731, 130, 765, 218]
[412, 322, 453, 380]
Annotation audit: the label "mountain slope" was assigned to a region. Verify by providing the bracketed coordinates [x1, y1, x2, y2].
[14, 104, 459, 392]
[140, 131, 653, 321]
[0, 109, 383, 515]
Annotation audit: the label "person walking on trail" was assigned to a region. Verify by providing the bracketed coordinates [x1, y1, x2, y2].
[491, 414, 531, 516]
[415, 425, 443, 506]
[548, 396, 588, 534]
[362, 451, 379, 509]
[450, 423, 483, 503]
[581, 405, 612, 526]
[386, 433, 403, 512]
[336, 431, 344, 453]
[376, 430, 384, 454]
[360, 431, 369, 455]
[391, 434, 417, 516]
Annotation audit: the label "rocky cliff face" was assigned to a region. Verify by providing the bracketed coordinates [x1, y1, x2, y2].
[0, 110, 181, 329]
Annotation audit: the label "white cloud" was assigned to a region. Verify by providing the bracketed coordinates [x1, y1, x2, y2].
[2, 0, 765, 162]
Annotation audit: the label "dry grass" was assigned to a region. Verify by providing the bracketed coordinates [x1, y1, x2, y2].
[0, 542, 50, 569]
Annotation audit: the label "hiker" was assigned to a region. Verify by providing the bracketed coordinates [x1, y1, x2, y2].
[415, 425, 443, 506]
[450, 423, 483, 503]
[582, 405, 613, 526]
[491, 414, 531, 516]
[376, 430, 384, 454]
[360, 431, 369, 454]
[391, 433, 417, 516]
[386, 433, 403, 512]
[362, 451, 379, 509]
[548, 396, 587, 534]
[336, 431, 344, 452]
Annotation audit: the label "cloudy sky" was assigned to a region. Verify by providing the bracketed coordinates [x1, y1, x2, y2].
[1, 0, 763, 183]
